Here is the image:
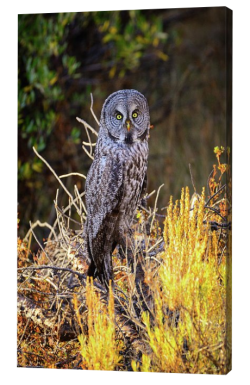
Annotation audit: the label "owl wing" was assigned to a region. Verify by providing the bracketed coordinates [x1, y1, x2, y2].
[85, 154, 124, 274]
[140, 173, 147, 199]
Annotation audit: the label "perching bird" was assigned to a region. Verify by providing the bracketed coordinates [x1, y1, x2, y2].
[85, 89, 150, 286]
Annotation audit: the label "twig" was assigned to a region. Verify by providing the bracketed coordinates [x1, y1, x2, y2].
[204, 206, 227, 221]
[33, 147, 81, 216]
[19, 365, 45, 369]
[59, 172, 86, 180]
[146, 237, 163, 253]
[28, 221, 53, 264]
[155, 213, 166, 218]
[204, 221, 231, 231]
[83, 118, 94, 157]
[17, 287, 56, 296]
[90, 93, 100, 126]
[207, 169, 214, 195]
[76, 117, 98, 137]
[150, 184, 164, 233]
[205, 184, 226, 207]
[74, 184, 87, 216]
[145, 255, 163, 265]
[17, 317, 31, 349]
[54, 202, 69, 248]
[50, 190, 86, 238]
[24, 220, 57, 243]
[82, 143, 94, 160]
[55, 205, 82, 226]
[17, 265, 86, 281]
[189, 163, 196, 192]
[82, 141, 96, 147]
[145, 190, 156, 199]
[77, 114, 98, 159]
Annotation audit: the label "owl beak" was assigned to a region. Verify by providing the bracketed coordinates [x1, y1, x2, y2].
[126, 119, 131, 131]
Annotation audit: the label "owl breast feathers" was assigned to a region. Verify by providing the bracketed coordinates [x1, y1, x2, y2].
[85, 89, 150, 286]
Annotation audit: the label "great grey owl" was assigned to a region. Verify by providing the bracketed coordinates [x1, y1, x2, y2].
[85, 89, 150, 286]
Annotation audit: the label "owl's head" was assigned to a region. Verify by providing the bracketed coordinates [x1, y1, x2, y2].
[100, 89, 150, 144]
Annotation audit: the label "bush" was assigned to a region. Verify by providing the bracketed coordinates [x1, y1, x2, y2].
[132, 187, 231, 373]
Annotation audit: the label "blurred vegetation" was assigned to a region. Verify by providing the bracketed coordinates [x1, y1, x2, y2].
[18, 7, 231, 239]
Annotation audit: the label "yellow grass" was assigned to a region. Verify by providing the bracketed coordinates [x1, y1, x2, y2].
[75, 278, 124, 371]
[132, 187, 231, 373]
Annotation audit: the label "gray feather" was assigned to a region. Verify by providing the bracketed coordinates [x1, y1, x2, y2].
[85, 89, 150, 285]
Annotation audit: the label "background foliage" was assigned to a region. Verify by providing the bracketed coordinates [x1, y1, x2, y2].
[18, 7, 230, 240]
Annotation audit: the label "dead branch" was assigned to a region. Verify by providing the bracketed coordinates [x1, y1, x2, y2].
[76, 117, 98, 136]
[205, 184, 226, 207]
[90, 93, 100, 126]
[59, 172, 86, 180]
[149, 184, 164, 233]
[33, 147, 81, 216]
[18, 265, 86, 281]
[24, 220, 57, 243]
[17, 293, 57, 330]
[27, 221, 53, 263]
[189, 163, 196, 193]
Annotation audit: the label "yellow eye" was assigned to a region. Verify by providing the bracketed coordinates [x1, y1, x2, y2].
[116, 114, 123, 120]
[132, 112, 138, 118]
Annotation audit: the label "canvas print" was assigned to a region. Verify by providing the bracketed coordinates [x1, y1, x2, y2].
[17, 7, 232, 373]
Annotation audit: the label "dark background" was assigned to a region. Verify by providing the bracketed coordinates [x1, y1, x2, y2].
[18, 7, 231, 239]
